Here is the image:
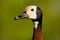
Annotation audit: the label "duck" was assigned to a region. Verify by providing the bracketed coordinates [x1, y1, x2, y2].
[14, 5, 43, 40]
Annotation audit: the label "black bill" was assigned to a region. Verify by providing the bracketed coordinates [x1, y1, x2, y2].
[14, 13, 29, 20]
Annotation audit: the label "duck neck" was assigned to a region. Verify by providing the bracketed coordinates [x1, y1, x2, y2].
[32, 19, 42, 40]
[32, 19, 42, 32]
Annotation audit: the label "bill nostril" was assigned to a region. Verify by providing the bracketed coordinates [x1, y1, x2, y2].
[18, 16, 22, 17]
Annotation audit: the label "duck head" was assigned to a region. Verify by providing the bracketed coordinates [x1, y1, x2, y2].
[14, 5, 42, 20]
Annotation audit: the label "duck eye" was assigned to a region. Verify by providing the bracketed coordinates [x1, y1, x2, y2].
[31, 9, 34, 11]
[24, 11, 26, 13]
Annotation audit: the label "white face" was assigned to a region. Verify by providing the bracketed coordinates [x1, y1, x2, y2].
[14, 6, 38, 20]
[24, 6, 37, 19]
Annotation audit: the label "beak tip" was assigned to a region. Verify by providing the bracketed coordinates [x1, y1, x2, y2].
[14, 17, 17, 20]
[14, 16, 20, 20]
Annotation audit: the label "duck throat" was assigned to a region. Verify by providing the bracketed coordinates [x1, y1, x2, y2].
[34, 21, 39, 29]
[32, 19, 42, 32]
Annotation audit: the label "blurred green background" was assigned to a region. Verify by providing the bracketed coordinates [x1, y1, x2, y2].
[0, 0, 60, 40]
